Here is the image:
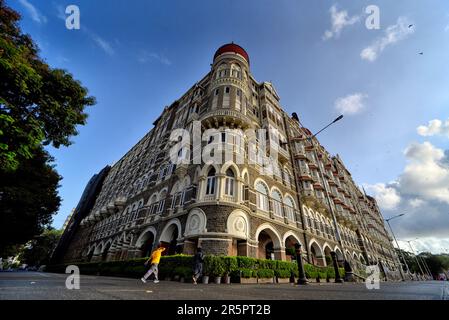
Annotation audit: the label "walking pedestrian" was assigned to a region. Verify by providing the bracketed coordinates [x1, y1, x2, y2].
[141, 244, 166, 284]
[192, 247, 204, 285]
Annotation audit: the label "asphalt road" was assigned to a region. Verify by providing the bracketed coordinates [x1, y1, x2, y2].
[0, 271, 448, 300]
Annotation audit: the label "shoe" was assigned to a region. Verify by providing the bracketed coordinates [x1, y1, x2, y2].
[153, 280, 160, 284]
[141, 278, 147, 283]
[192, 276, 197, 285]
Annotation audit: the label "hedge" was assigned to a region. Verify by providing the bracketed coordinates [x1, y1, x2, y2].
[46, 255, 343, 281]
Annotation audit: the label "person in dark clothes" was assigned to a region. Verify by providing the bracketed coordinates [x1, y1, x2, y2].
[192, 248, 204, 285]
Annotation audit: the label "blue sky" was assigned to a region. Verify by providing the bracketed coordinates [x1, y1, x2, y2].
[9, 0, 449, 253]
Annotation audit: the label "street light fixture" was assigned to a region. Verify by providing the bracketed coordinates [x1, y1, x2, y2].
[385, 214, 410, 280]
[306, 116, 347, 258]
[405, 239, 425, 278]
[411, 238, 433, 279]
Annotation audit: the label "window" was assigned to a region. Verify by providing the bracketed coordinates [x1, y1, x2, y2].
[225, 87, 230, 94]
[206, 168, 217, 195]
[256, 181, 269, 211]
[224, 169, 235, 197]
[215, 88, 219, 96]
[271, 190, 283, 217]
[283, 169, 291, 186]
[284, 197, 295, 221]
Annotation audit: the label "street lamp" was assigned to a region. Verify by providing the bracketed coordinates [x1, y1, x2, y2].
[385, 214, 410, 280]
[411, 238, 433, 279]
[307, 116, 347, 257]
[294, 243, 308, 285]
[330, 251, 343, 283]
[405, 239, 425, 279]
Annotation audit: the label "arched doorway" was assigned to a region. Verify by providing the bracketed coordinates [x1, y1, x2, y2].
[160, 221, 181, 255]
[256, 226, 282, 260]
[86, 247, 95, 262]
[323, 245, 332, 267]
[309, 241, 325, 266]
[102, 242, 111, 262]
[284, 234, 301, 262]
[335, 248, 344, 267]
[141, 233, 155, 258]
[135, 227, 157, 258]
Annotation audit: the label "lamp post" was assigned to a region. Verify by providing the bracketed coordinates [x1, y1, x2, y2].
[330, 251, 343, 283]
[385, 214, 410, 280]
[295, 243, 308, 285]
[306, 116, 347, 262]
[405, 239, 425, 279]
[413, 238, 433, 279]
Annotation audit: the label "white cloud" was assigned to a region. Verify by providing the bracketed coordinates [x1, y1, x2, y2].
[335, 93, 367, 115]
[364, 183, 401, 210]
[399, 142, 449, 204]
[398, 238, 449, 255]
[364, 140, 449, 253]
[56, 4, 66, 21]
[409, 198, 425, 208]
[18, 0, 47, 24]
[91, 34, 115, 56]
[323, 5, 360, 40]
[417, 118, 449, 138]
[361, 17, 414, 62]
[138, 51, 171, 65]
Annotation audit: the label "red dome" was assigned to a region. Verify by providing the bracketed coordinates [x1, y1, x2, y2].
[213, 43, 250, 64]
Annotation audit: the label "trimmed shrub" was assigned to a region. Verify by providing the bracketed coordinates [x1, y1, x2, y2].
[222, 256, 238, 275]
[240, 268, 256, 278]
[236, 256, 257, 269]
[275, 269, 292, 279]
[257, 269, 275, 278]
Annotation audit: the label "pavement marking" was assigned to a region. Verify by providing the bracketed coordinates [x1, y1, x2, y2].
[145, 290, 153, 293]
[97, 289, 150, 292]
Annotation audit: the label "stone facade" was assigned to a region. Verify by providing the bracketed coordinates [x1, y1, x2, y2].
[59, 43, 399, 272]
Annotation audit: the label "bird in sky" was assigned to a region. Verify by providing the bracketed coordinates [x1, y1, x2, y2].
[408, 24, 414, 28]
[419, 52, 424, 55]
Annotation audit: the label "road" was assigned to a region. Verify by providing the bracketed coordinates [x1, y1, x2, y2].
[0, 272, 448, 300]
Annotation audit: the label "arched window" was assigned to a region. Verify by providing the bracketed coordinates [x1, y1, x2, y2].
[271, 190, 283, 217]
[157, 190, 167, 214]
[284, 196, 295, 221]
[283, 168, 291, 186]
[224, 168, 235, 197]
[256, 181, 269, 211]
[205, 168, 217, 195]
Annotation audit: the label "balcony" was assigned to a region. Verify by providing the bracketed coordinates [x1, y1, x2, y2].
[199, 109, 254, 129]
[297, 166, 312, 180]
[293, 145, 307, 159]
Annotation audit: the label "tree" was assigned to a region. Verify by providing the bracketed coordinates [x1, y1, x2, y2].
[19, 228, 63, 266]
[0, 1, 95, 254]
[0, 147, 61, 255]
[0, 0, 95, 172]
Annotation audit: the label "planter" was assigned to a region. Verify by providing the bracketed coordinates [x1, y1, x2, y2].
[180, 277, 185, 283]
[164, 277, 172, 281]
[202, 276, 209, 284]
[258, 277, 275, 284]
[173, 275, 180, 281]
[276, 277, 290, 284]
[223, 275, 231, 284]
[214, 276, 222, 284]
[239, 277, 258, 284]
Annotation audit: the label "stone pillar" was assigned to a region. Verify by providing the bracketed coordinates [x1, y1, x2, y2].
[182, 239, 197, 255]
[274, 247, 286, 261]
[216, 174, 224, 201]
[198, 238, 232, 256]
[198, 176, 206, 201]
[236, 178, 243, 203]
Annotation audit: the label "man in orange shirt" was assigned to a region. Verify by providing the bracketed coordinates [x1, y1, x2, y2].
[141, 244, 166, 283]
